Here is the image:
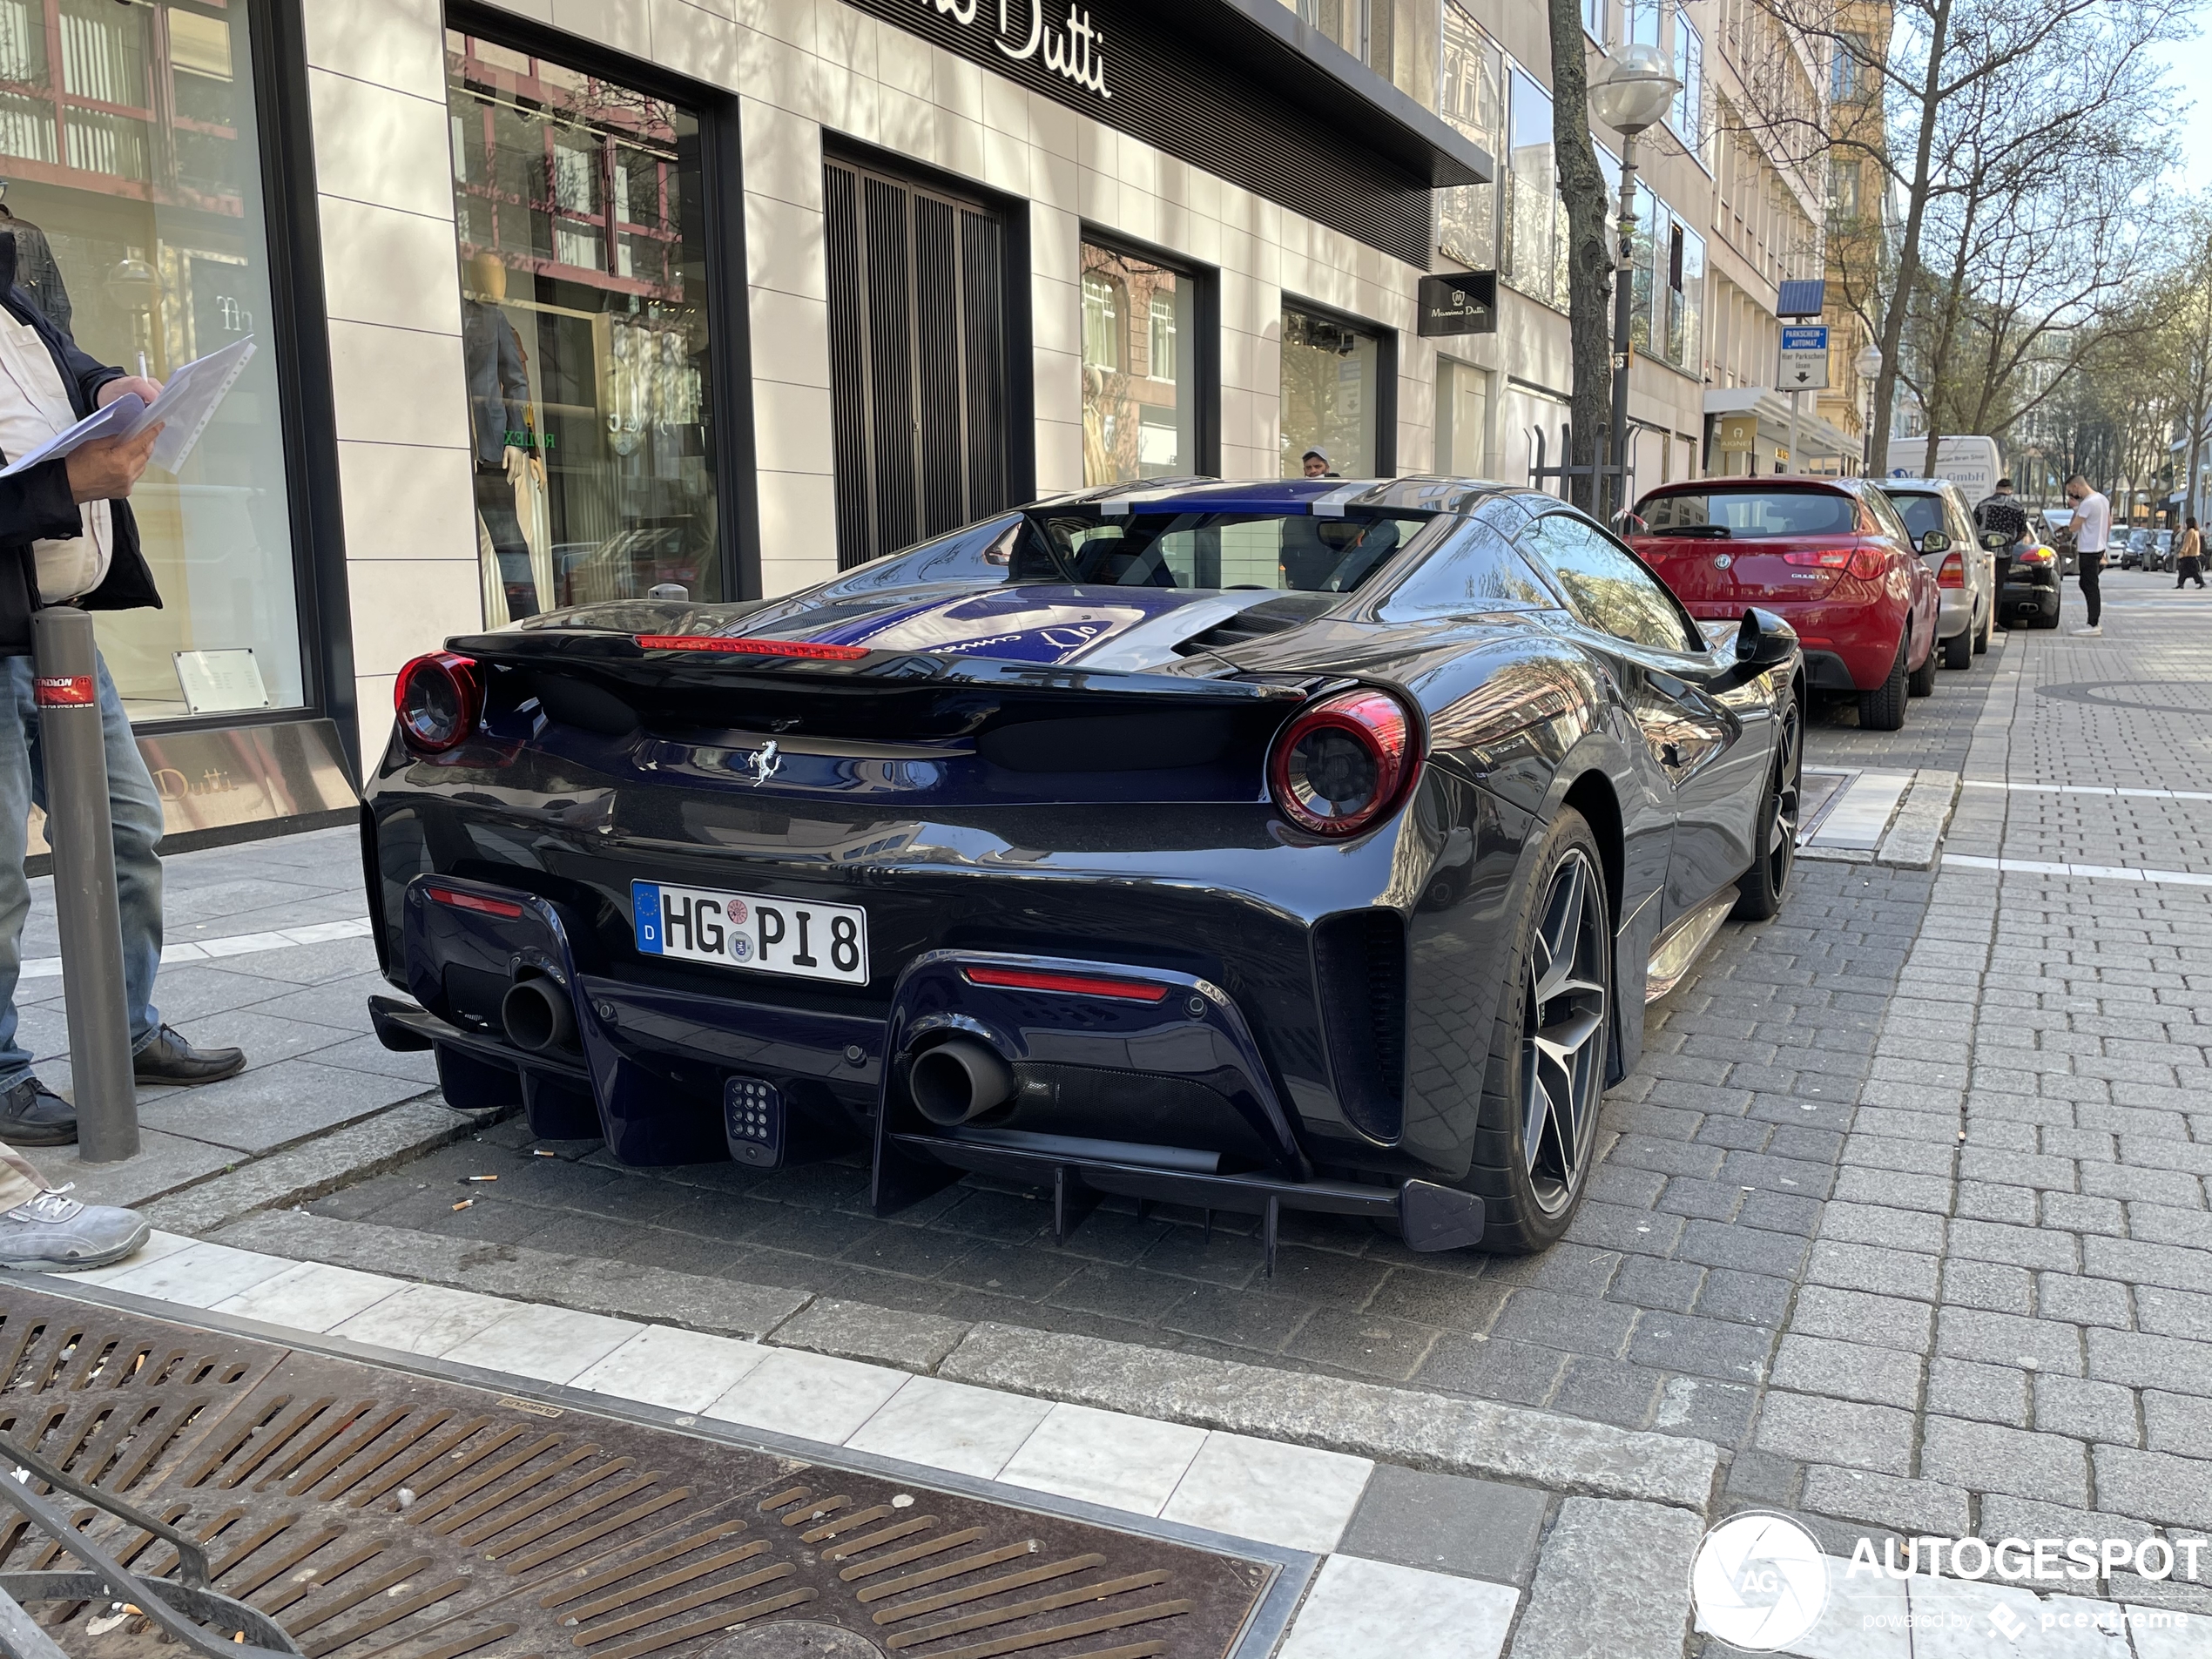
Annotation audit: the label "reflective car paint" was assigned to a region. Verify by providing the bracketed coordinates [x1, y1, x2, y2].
[361, 482, 1803, 1246]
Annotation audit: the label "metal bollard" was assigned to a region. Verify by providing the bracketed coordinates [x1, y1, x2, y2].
[31, 607, 137, 1163]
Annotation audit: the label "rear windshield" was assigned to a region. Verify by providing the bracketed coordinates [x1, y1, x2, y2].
[1883, 492, 1946, 540]
[1641, 490, 1858, 536]
[1016, 511, 1437, 592]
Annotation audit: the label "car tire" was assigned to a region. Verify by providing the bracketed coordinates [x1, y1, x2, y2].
[1460, 807, 1609, 1254]
[1943, 625, 1973, 670]
[1733, 693, 1801, 922]
[2036, 599, 2062, 630]
[1908, 637, 1939, 697]
[1859, 636, 1909, 731]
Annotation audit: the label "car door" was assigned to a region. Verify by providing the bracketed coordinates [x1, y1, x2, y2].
[1521, 510, 1768, 930]
[1946, 489, 1991, 628]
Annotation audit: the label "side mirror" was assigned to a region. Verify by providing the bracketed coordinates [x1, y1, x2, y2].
[1612, 511, 1649, 540]
[1980, 529, 2009, 550]
[1919, 530, 1951, 554]
[1732, 606, 1797, 673]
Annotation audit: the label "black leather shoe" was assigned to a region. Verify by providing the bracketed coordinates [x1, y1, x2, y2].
[0, 1076, 77, 1146]
[132, 1026, 246, 1086]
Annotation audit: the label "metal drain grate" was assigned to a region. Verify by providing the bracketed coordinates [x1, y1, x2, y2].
[0, 1285, 1270, 1659]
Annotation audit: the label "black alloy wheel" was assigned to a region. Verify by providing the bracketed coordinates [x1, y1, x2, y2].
[1520, 846, 1609, 1216]
[1734, 695, 1801, 921]
[1460, 807, 1612, 1252]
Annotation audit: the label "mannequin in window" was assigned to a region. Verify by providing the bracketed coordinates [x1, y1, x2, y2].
[462, 253, 538, 619]
[0, 182, 71, 336]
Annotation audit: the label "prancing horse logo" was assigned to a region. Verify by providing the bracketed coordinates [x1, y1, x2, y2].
[737, 740, 780, 786]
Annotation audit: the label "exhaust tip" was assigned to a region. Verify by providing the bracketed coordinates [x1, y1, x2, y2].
[502, 976, 576, 1053]
[909, 1037, 1015, 1127]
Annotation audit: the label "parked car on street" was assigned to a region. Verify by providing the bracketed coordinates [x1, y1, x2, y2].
[1991, 529, 2062, 629]
[1878, 477, 1996, 668]
[1629, 477, 1939, 732]
[361, 478, 1807, 1259]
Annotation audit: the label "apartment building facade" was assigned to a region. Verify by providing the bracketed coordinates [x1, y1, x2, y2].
[13, 0, 1837, 837]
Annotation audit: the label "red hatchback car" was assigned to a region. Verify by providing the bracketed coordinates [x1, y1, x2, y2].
[1629, 479, 1939, 731]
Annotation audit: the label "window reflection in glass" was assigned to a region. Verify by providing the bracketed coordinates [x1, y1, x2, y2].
[1504, 69, 1568, 312]
[1080, 244, 1194, 485]
[446, 32, 716, 623]
[0, 0, 307, 720]
[1437, 4, 1501, 271]
[1280, 307, 1379, 478]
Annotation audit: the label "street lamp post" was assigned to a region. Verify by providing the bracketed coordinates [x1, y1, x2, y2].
[1854, 343, 1882, 477]
[1590, 45, 1680, 519]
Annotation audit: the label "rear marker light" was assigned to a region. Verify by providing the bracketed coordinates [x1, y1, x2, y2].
[426, 884, 525, 919]
[962, 964, 1170, 1002]
[1938, 552, 1966, 589]
[637, 635, 869, 661]
[395, 653, 482, 754]
[1269, 689, 1418, 839]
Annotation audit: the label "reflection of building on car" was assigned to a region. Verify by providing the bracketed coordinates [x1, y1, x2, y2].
[366, 477, 1804, 1262]
[1629, 478, 1939, 732]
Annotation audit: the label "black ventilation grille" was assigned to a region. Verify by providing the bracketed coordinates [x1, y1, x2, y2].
[1173, 594, 1334, 657]
[1312, 907, 1407, 1143]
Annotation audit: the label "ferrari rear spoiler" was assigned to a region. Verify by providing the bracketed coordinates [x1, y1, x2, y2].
[450, 628, 1313, 748]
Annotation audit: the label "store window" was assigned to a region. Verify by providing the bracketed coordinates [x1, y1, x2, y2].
[1080, 242, 1197, 484]
[1437, 5, 1502, 271]
[445, 34, 716, 621]
[1280, 305, 1383, 479]
[0, 0, 303, 721]
[1503, 68, 1569, 313]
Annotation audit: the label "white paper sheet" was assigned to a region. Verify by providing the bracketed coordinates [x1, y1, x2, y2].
[0, 335, 255, 479]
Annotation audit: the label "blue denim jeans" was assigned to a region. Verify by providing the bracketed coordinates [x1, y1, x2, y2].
[0, 651, 163, 1090]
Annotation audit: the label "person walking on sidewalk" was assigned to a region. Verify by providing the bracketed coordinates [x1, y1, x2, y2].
[0, 232, 248, 1270]
[2178, 518, 2205, 590]
[2065, 475, 2111, 635]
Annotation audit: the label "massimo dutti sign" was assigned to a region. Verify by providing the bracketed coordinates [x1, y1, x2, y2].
[916, 0, 1112, 99]
[831, 0, 1467, 266]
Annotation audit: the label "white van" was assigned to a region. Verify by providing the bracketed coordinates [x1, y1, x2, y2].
[1883, 436, 2003, 501]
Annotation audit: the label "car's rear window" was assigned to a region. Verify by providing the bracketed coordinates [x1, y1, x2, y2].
[1883, 492, 1946, 540]
[1018, 511, 1437, 592]
[1641, 490, 1858, 536]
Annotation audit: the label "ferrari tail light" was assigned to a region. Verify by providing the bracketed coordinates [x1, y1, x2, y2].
[1847, 546, 1888, 580]
[961, 964, 1170, 1001]
[395, 653, 481, 754]
[1938, 552, 1966, 589]
[2018, 545, 2055, 563]
[637, 634, 869, 661]
[1782, 548, 1851, 568]
[1269, 689, 1418, 839]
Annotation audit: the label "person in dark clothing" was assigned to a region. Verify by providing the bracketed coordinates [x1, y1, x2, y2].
[0, 183, 71, 336]
[1973, 476, 2030, 548]
[2178, 518, 2205, 590]
[462, 254, 537, 619]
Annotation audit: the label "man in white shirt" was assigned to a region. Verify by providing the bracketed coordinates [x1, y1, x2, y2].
[2065, 474, 2111, 636]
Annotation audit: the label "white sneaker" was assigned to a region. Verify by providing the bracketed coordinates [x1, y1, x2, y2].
[2073, 625, 2102, 636]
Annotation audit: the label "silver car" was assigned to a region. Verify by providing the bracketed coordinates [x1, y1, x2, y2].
[1878, 478, 1997, 668]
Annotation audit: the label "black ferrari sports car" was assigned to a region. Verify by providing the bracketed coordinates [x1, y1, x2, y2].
[361, 477, 1804, 1259]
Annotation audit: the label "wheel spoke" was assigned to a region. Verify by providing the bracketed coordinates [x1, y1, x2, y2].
[1534, 862, 1586, 1004]
[1519, 846, 1608, 1215]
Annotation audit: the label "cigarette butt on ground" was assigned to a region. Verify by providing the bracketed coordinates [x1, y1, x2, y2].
[452, 1198, 474, 1211]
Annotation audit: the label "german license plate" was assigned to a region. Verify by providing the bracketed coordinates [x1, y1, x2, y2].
[631, 880, 869, 985]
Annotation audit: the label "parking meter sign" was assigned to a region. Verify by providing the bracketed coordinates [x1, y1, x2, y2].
[1778, 326, 1830, 390]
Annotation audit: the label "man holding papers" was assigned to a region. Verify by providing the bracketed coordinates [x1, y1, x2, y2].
[0, 233, 248, 1274]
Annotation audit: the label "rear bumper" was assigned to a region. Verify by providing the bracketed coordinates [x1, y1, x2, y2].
[1937, 590, 1973, 638]
[1680, 598, 1900, 691]
[374, 873, 1482, 1251]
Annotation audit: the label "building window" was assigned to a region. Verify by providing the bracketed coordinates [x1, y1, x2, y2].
[1830, 158, 1861, 219]
[1831, 31, 1869, 102]
[0, 0, 305, 722]
[1438, 4, 1502, 271]
[1583, 0, 1605, 42]
[1082, 244, 1196, 484]
[1670, 12, 1703, 146]
[1281, 305, 1382, 478]
[1503, 67, 1568, 312]
[446, 33, 716, 622]
[1625, 0, 1662, 48]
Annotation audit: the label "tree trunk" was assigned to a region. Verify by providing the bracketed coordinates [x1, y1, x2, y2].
[1548, 0, 1615, 514]
[1869, 0, 1953, 475]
